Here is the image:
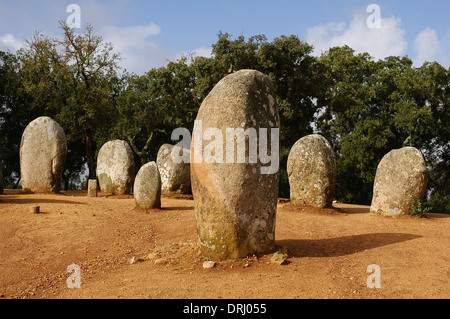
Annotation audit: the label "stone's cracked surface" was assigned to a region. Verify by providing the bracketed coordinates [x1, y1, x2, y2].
[20, 116, 67, 193]
[156, 144, 191, 195]
[370, 147, 427, 216]
[97, 140, 135, 195]
[287, 134, 336, 208]
[191, 69, 280, 260]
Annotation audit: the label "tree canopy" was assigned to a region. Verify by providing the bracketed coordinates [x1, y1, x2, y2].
[0, 24, 448, 213]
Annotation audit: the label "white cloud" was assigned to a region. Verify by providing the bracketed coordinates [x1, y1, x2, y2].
[413, 27, 450, 67]
[191, 47, 213, 58]
[0, 33, 24, 52]
[175, 46, 213, 62]
[99, 23, 173, 74]
[306, 10, 408, 60]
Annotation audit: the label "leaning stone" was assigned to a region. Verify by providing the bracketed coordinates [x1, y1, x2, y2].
[157, 144, 191, 194]
[133, 161, 161, 209]
[97, 140, 135, 195]
[370, 147, 427, 216]
[20, 116, 67, 193]
[287, 134, 336, 208]
[191, 69, 280, 260]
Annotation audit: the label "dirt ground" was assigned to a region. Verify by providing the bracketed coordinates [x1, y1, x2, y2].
[0, 189, 448, 299]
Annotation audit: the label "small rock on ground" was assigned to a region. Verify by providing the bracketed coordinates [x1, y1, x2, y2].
[270, 251, 288, 265]
[203, 260, 216, 268]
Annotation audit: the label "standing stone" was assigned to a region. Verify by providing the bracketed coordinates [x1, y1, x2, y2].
[87, 179, 97, 197]
[156, 143, 191, 194]
[134, 161, 161, 209]
[370, 147, 427, 216]
[287, 134, 336, 208]
[97, 140, 135, 195]
[29, 205, 40, 214]
[20, 116, 67, 193]
[191, 69, 280, 260]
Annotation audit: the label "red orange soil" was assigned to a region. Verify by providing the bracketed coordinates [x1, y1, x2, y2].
[0, 190, 448, 299]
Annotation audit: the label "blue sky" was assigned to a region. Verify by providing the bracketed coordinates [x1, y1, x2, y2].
[0, 0, 449, 74]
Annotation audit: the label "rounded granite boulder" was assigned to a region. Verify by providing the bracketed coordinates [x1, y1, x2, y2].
[370, 147, 427, 216]
[156, 143, 191, 195]
[134, 161, 161, 209]
[20, 116, 67, 193]
[287, 134, 336, 208]
[97, 140, 135, 195]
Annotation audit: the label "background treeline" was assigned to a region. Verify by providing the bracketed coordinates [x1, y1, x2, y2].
[0, 24, 448, 213]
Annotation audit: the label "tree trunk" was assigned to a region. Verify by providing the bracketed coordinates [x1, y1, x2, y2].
[85, 130, 97, 180]
[139, 155, 146, 166]
[63, 171, 70, 191]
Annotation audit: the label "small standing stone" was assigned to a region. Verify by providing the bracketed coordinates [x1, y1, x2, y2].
[30, 205, 40, 214]
[87, 179, 97, 197]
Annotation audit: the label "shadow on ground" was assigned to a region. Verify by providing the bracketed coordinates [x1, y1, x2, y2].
[277, 232, 422, 257]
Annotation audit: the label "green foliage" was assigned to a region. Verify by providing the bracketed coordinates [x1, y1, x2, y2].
[1, 24, 449, 212]
[191, 32, 319, 197]
[113, 57, 199, 168]
[409, 196, 431, 217]
[0, 50, 46, 187]
[15, 22, 122, 180]
[315, 47, 449, 211]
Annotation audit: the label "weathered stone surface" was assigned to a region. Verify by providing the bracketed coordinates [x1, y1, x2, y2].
[87, 179, 97, 197]
[156, 143, 191, 194]
[191, 69, 280, 260]
[287, 134, 336, 208]
[20, 116, 67, 193]
[97, 140, 135, 195]
[370, 147, 427, 216]
[202, 260, 216, 268]
[133, 161, 161, 209]
[270, 251, 288, 265]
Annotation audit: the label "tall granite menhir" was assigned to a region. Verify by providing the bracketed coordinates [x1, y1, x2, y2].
[97, 140, 135, 195]
[20, 116, 67, 193]
[191, 69, 280, 260]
